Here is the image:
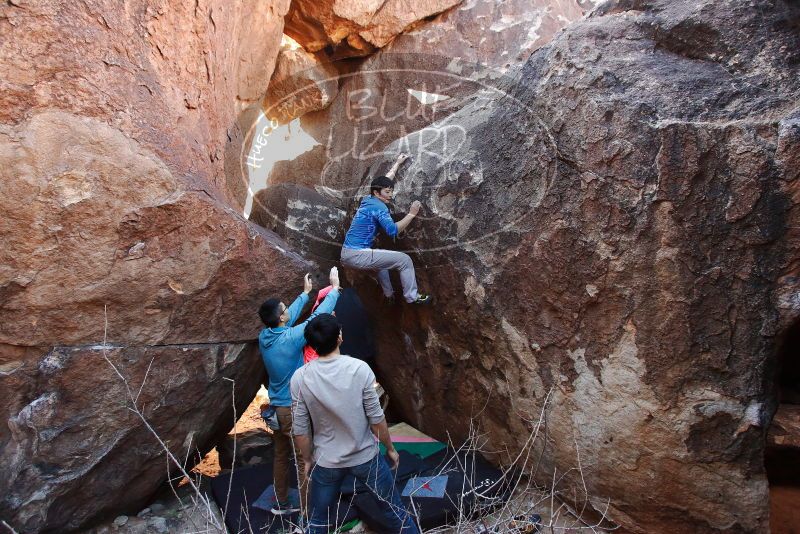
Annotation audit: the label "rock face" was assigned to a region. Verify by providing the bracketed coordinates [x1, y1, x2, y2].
[0, 1, 310, 532]
[366, 2, 799, 533]
[251, 0, 592, 255]
[252, 1, 800, 532]
[283, 0, 463, 57]
[768, 405, 800, 451]
[290, 0, 595, 172]
[263, 42, 340, 125]
[384, 0, 595, 69]
[1, 343, 262, 533]
[250, 183, 347, 264]
[0, 0, 289, 211]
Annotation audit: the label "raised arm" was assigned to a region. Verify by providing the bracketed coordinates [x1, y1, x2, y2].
[285, 274, 313, 326]
[287, 268, 341, 340]
[384, 153, 409, 179]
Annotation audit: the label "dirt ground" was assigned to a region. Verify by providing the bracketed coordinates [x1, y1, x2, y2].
[771, 485, 800, 534]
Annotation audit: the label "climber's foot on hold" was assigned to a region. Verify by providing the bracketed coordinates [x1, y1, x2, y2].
[411, 294, 432, 305]
[384, 294, 396, 305]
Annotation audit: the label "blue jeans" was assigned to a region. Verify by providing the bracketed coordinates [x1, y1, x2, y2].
[307, 453, 419, 534]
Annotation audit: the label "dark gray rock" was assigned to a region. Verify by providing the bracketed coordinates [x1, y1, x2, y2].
[2, 343, 263, 533]
[217, 429, 274, 469]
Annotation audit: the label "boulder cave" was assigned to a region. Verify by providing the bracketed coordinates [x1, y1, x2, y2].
[1, 1, 799, 533]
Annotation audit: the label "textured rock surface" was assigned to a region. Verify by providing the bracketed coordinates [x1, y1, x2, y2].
[0, 1, 310, 532]
[384, 0, 594, 70]
[264, 43, 340, 125]
[768, 405, 800, 450]
[251, 0, 593, 251]
[83, 481, 226, 534]
[368, 2, 800, 532]
[291, 0, 595, 173]
[253, 1, 800, 532]
[0, 0, 290, 210]
[1, 343, 261, 533]
[217, 429, 274, 469]
[0, 112, 307, 348]
[251, 183, 347, 264]
[283, 0, 462, 57]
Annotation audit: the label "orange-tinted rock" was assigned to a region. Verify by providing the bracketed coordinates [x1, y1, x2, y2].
[284, 0, 462, 58]
[0, 0, 290, 209]
[0, 112, 307, 349]
[387, 0, 589, 69]
[267, 0, 592, 200]
[768, 405, 800, 450]
[0, 1, 310, 531]
[264, 44, 340, 124]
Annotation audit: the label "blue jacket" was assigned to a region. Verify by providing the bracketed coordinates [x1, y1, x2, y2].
[259, 289, 340, 406]
[342, 196, 398, 249]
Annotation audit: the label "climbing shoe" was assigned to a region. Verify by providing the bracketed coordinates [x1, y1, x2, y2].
[270, 500, 301, 515]
[411, 294, 432, 305]
[384, 294, 396, 305]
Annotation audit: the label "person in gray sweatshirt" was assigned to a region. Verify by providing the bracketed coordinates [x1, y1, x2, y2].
[291, 314, 419, 534]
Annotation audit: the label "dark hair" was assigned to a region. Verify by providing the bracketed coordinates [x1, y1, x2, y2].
[304, 314, 341, 356]
[370, 175, 394, 195]
[258, 298, 282, 328]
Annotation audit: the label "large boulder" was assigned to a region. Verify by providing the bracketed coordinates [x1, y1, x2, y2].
[0, 1, 311, 532]
[361, 1, 799, 533]
[256, 0, 800, 532]
[0, 0, 289, 210]
[1, 343, 263, 533]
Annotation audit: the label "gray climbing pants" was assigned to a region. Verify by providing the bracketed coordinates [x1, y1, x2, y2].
[341, 247, 419, 303]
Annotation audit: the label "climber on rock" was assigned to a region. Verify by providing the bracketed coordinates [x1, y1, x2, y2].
[257, 267, 342, 520]
[341, 153, 431, 305]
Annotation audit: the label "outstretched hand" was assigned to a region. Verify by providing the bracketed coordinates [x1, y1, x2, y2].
[409, 200, 422, 216]
[303, 273, 313, 294]
[397, 152, 410, 164]
[329, 266, 341, 290]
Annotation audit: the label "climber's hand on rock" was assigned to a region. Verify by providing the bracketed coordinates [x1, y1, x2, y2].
[397, 152, 410, 163]
[329, 266, 341, 290]
[387, 448, 400, 470]
[409, 200, 422, 216]
[303, 273, 313, 294]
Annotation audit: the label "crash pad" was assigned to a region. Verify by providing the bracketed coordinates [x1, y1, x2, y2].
[210, 462, 357, 533]
[353, 447, 510, 531]
[380, 422, 447, 459]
